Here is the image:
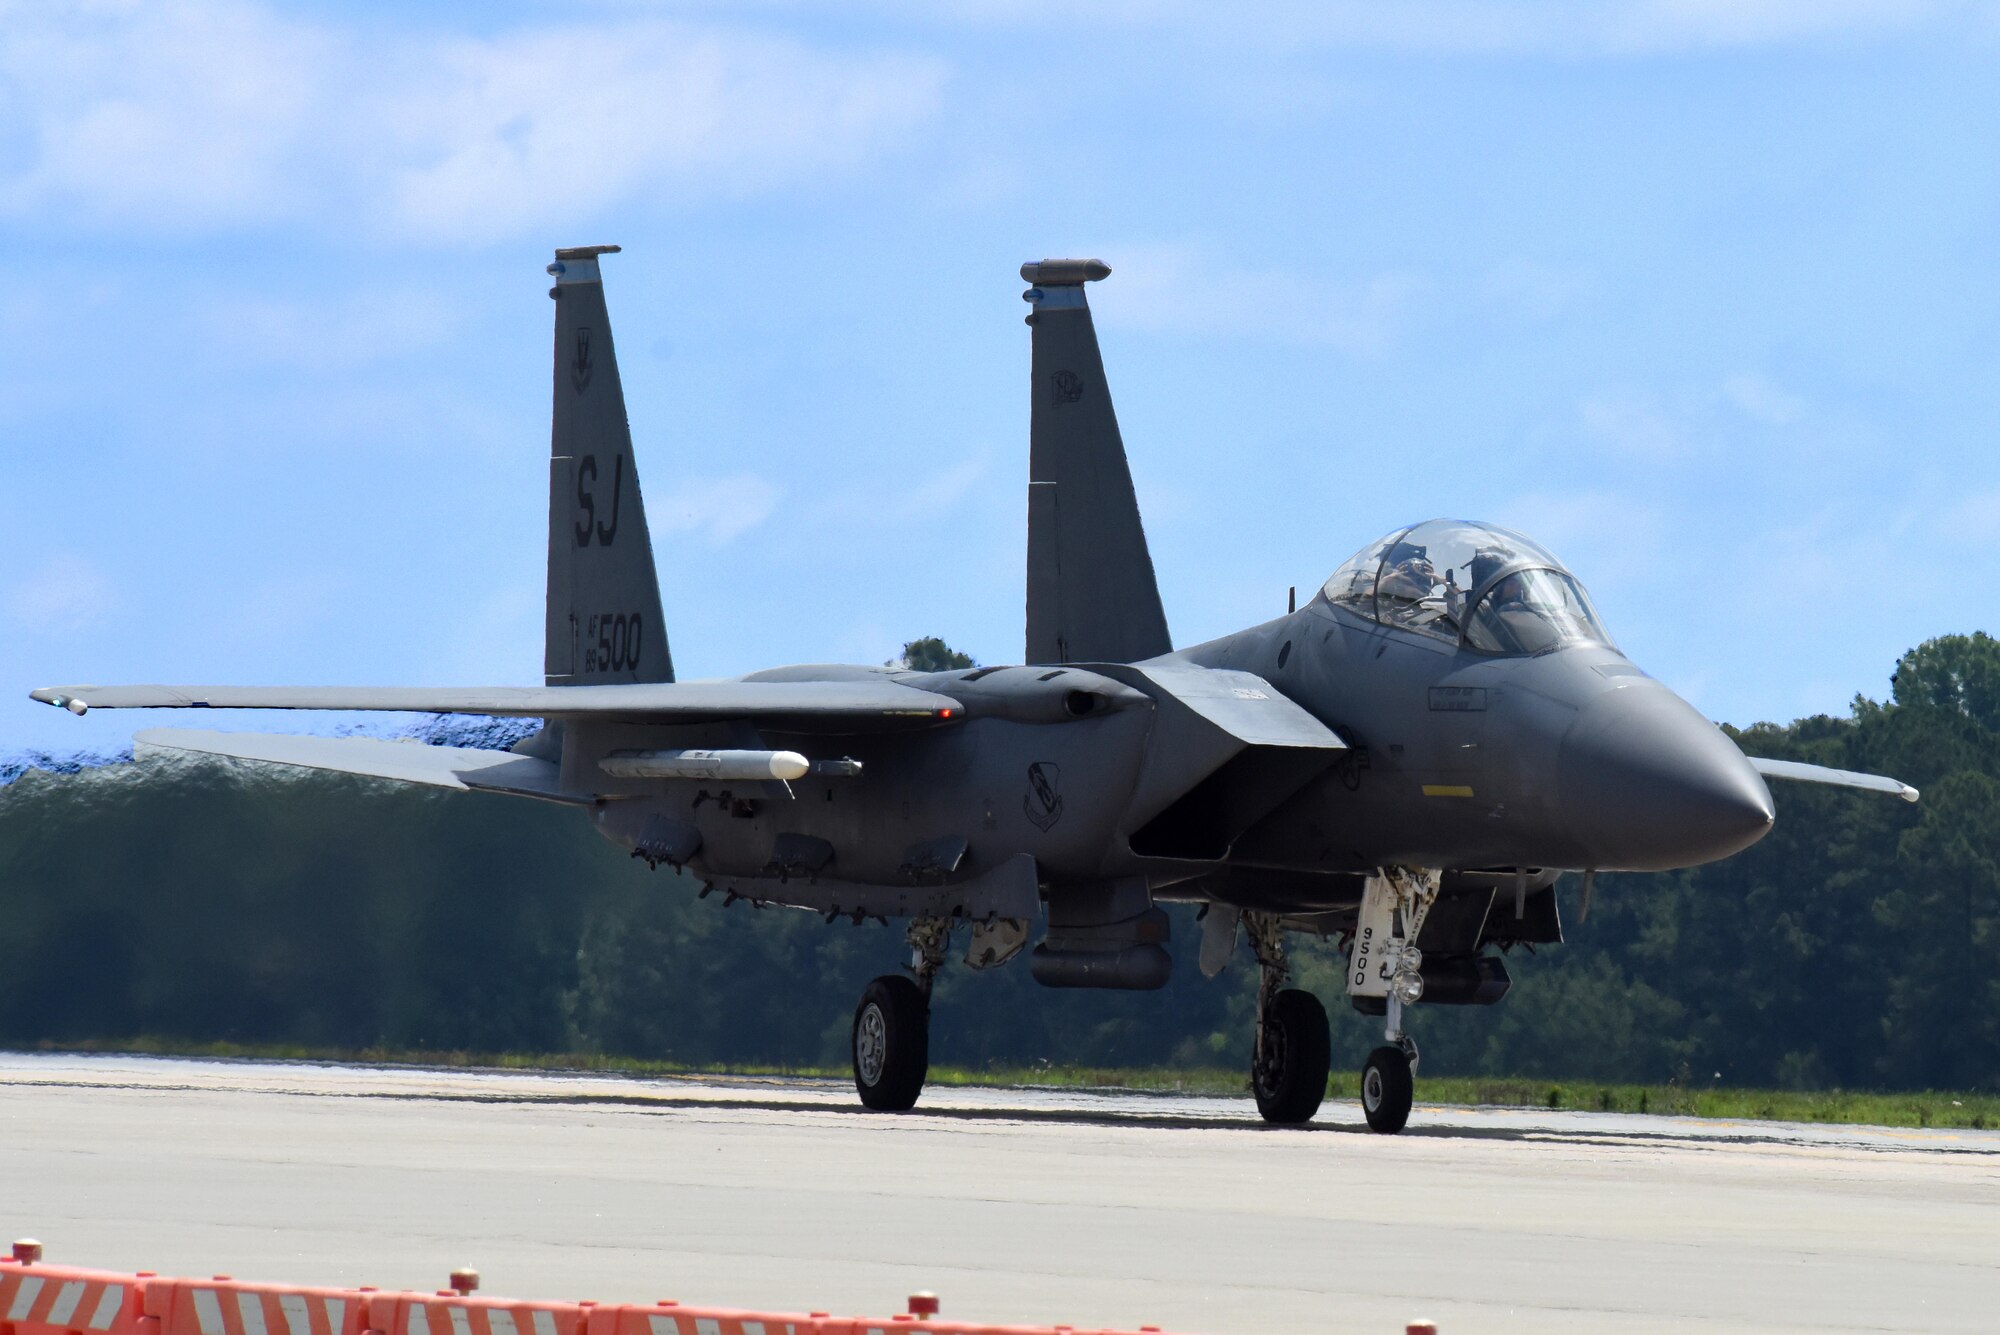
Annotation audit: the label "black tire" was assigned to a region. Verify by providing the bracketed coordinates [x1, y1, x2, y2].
[852, 974, 929, 1111]
[1361, 1044, 1414, 1134]
[1252, 988, 1331, 1124]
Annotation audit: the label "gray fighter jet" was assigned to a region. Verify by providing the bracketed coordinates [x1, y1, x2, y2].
[32, 248, 1918, 1132]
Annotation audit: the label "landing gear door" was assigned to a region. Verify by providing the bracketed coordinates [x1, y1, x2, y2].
[1348, 876, 1396, 998]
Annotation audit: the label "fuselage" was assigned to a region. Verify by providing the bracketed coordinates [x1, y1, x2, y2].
[581, 589, 1774, 912]
[1176, 596, 1775, 876]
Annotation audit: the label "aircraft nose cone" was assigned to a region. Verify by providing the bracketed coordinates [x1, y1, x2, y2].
[1558, 688, 1775, 871]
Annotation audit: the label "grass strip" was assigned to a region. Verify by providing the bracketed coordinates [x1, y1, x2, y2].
[18, 1038, 1998, 1130]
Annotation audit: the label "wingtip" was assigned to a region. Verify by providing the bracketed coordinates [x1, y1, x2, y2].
[1901, 784, 1920, 803]
[29, 688, 87, 715]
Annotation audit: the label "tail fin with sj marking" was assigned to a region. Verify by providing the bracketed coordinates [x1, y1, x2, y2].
[1021, 259, 1171, 666]
[544, 246, 674, 685]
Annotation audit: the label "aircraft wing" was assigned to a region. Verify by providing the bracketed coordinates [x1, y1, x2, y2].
[31, 680, 961, 727]
[135, 728, 588, 804]
[1747, 756, 1919, 803]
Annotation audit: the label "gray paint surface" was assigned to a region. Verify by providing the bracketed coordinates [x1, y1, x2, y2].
[4, 1055, 1995, 1335]
[1023, 260, 1170, 667]
[545, 247, 673, 687]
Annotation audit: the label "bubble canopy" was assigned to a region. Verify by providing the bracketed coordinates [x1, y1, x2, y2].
[1321, 519, 1614, 655]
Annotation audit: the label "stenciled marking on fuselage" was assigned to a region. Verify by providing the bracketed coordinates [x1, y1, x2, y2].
[1422, 784, 1476, 798]
[573, 452, 624, 548]
[1428, 686, 1488, 711]
[582, 610, 644, 673]
[1024, 761, 1064, 831]
[570, 326, 594, 393]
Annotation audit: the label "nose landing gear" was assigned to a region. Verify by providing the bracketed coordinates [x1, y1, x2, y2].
[852, 917, 951, 1112]
[1347, 867, 1440, 1134]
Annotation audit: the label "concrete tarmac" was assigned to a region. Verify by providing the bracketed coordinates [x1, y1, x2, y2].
[2, 1054, 1996, 1334]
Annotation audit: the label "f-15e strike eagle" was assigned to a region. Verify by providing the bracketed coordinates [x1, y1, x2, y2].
[34, 247, 1918, 1132]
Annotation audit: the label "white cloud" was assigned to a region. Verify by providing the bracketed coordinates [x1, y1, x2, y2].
[1576, 387, 1684, 459]
[813, 454, 991, 525]
[1488, 488, 1670, 593]
[6, 555, 118, 634]
[1100, 243, 1431, 356]
[1722, 372, 1807, 426]
[193, 288, 462, 371]
[0, 2, 948, 242]
[1481, 258, 1596, 323]
[652, 473, 781, 545]
[894, 0, 1956, 56]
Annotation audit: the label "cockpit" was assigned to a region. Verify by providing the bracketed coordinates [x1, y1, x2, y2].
[1320, 519, 1614, 656]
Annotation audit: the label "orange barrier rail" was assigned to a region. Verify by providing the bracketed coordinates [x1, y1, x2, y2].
[0, 1239, 1442, 1335]
[0, 1257, 148, 1335]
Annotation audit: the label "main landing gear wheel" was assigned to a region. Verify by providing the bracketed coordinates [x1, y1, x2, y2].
[852, 974, 929, 1111]
[1253, 988, 1331, 1124]
[1361, 1044, 1414, 1134]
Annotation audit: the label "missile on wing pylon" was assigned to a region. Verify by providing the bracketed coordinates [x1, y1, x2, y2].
[598, 749, 811, 782]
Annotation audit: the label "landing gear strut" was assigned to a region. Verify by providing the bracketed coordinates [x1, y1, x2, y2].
[851, 917, 949, 1111]
[1245, 913, 1330, 1124]
[1349, 867, 1437, 1134]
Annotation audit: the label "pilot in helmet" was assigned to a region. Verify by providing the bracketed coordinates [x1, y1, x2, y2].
[1377, 540, 1438, 606]
[1449, 549, 1509, 625]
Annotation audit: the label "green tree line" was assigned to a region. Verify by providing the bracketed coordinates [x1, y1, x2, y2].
[1, 632, 1995, 1091]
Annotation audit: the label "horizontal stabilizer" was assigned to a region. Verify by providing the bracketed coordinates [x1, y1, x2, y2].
[1748, 756, 1919, 803]
[134, 728, 586, 804]
[34, 680, 962, 727]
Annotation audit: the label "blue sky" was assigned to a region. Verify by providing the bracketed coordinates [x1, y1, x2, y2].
[4, 0, 1998, 755]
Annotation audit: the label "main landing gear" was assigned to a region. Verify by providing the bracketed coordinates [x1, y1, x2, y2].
[1245, 913, 1331, 1124]
[852, 917, 949, 1111]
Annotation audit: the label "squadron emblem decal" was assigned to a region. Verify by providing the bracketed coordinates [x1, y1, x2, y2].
[1050, 369, 1084, 405]
[570, 327, 595, 394]
[1024, 761, 1064, 832]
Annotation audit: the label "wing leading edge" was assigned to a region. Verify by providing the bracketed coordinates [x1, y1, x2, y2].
[1748, 756, 1919, 803]
[32, 679, 962, 725]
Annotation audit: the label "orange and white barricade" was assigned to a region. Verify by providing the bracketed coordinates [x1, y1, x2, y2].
[592, 1301, 834, 1335]
[6, 1246, 1211, 1335]
[589, 1299, 1186, 1335]
[160, 1278, 362, 1335]
[365, 1291, 591, 1335]
[0, 1259, 147, 1335]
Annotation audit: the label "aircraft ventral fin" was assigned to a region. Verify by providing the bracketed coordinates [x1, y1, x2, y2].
[1747, 755, 1919, 803]
[133, 729, 588, 805]
[32, 680, 964, 727]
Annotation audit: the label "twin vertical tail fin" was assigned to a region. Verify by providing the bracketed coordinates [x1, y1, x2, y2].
[1021, 259, 1171, 666]
[544, 246, 674, 685]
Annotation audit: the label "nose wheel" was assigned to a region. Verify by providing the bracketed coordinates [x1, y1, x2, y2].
[1361, 1043, 1414, 1133]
